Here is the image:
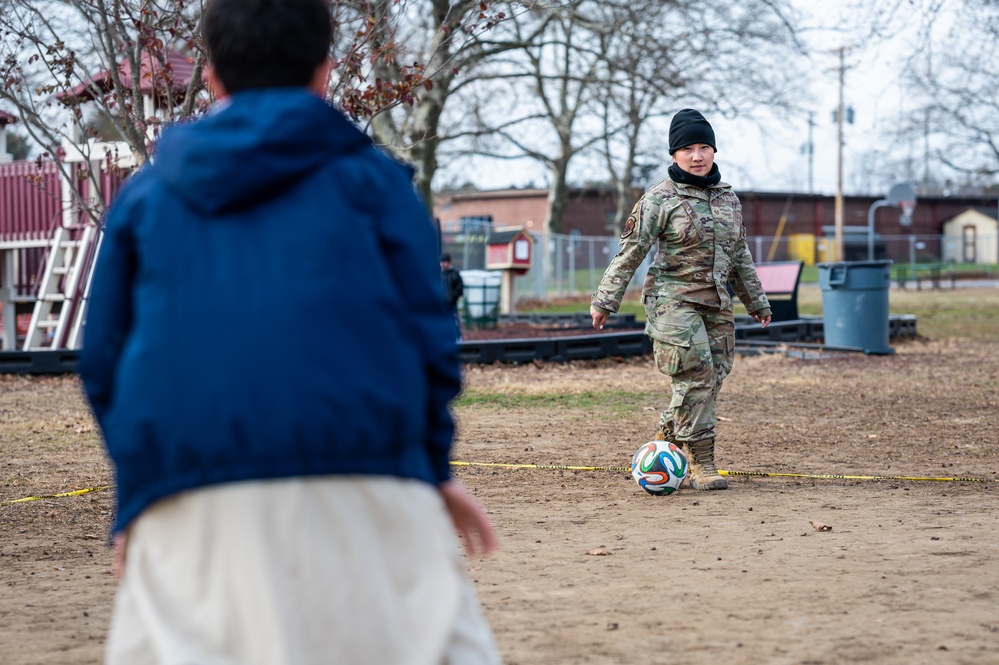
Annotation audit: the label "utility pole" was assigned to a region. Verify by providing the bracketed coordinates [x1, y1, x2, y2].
[834, 46, 845, 262]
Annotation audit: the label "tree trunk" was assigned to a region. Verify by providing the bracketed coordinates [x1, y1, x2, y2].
[612, 177, 636, 234]
[542, 158, 570, 235]
[407, 78, 447, 211]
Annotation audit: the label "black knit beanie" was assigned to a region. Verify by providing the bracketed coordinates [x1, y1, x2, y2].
[668, 109, 716, 155]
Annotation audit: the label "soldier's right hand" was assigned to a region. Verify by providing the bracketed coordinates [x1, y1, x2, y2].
[590, 306, 608, 330]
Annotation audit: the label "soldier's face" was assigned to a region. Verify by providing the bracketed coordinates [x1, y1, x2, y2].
[673, 144, 715, 176]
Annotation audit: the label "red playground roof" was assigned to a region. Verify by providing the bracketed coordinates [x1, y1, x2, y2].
[58, 49, 199, 105]
[0, 110, 17, 126]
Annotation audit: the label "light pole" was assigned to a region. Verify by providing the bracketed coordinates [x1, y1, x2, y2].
[832, 47, 855, 262]
[867, 183, 917, 261]
[834, 47, 845, 262]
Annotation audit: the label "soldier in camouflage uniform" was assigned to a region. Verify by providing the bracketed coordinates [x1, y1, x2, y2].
[590, 109, 771, 490]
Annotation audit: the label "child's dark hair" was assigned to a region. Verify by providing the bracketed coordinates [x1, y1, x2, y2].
[202, 0, 332, 93]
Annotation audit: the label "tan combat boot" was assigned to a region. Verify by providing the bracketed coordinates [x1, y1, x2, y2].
[682, 439, 728, 490]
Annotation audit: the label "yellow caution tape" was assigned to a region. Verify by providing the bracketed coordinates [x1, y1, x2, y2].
[718, 469, 999, 483]
[1, 485, 111, 505]
[5, 463, 998, 506]
[452, 461, 999, 483]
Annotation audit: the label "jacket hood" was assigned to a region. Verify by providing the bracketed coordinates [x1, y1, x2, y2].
[154, 89, 370, 214]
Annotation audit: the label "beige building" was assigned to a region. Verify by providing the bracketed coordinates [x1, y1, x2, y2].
[941, 208, 998, 265]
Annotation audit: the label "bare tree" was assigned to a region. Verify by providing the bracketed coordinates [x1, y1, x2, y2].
[455, 0, 805, 236]
[902, 0, 999, 193]
[594, 0, 804, 233]
[792, 0, 996, 197]
[457, 2, 609, 234]
[358, 0, 552, 209]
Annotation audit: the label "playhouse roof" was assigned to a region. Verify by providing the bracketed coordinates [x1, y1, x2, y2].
[942, 206, 999, 224]
[57, 50, 199, 105]
[0, 110, 17, 126]
[487, 228, 533, 245]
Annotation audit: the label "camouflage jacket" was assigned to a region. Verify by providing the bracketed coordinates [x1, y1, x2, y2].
[591, 178, 770, 316]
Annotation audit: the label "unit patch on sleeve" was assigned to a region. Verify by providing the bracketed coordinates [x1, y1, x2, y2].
[620, 214, 637, 239]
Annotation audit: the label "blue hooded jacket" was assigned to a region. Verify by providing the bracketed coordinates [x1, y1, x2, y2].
[79, 90, 461, 533]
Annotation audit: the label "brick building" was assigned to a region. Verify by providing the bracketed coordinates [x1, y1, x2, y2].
[434, 186, 998, 262]
[434, 187, 622, 237]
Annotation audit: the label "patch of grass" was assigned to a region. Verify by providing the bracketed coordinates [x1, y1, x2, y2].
[456, 389, 656, 417]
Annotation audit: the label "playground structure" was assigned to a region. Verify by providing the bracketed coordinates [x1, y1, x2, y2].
[1, 49, 194, 356]
[0, 158, 123, 353]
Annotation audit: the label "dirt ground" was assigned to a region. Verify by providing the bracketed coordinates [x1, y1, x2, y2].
[2, 328, 999, 663]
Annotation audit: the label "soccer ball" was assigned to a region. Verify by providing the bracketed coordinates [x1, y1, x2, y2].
[631, 440, 688, 495]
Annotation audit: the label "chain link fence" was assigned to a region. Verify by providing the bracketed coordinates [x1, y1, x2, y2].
[440, 220, 999, 302]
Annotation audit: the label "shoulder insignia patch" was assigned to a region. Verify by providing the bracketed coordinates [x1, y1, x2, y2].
[621, 215, 637, 239]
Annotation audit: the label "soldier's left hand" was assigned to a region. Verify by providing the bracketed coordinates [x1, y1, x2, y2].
[590, 306, 609, 330]
[752, 313, 771, 328]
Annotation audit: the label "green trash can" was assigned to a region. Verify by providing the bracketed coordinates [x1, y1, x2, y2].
[460, 270, 501, 329]
[817, 260, 894, 355]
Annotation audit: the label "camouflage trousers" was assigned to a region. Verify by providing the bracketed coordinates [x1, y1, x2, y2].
[643, 297, 735, 444]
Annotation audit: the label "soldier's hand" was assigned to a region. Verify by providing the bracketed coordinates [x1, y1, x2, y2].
[590, 306, 609, 330]
[752, 312, 771, 328]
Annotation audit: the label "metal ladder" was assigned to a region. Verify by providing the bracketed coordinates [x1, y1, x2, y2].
[22, 223, 99, 350]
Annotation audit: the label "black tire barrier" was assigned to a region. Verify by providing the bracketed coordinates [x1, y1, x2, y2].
[0, 350, 79, 374]
[458, 314, 918, 364]
[0, 314, 918, 373]
[497, 312, 638, 328]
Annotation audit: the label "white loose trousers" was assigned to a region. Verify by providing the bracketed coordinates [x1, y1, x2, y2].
[105, 477, 500, 665]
